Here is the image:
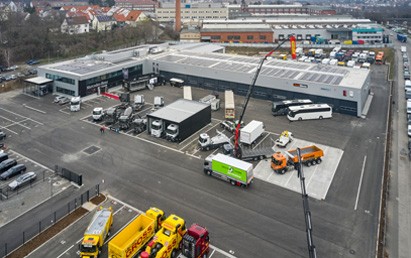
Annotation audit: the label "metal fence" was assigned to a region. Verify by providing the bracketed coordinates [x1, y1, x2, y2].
[0, 170, 49, 201]
[55, 165, 83, 186]
[0, 184, 100, 257]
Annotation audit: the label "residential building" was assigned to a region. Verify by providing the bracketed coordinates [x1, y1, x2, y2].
[112, 9, 147, 27]
[92, 15, 116, 32]
[61, 16, 90, 34]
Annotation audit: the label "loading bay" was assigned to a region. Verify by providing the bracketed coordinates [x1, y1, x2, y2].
[0, 62, 389, 258]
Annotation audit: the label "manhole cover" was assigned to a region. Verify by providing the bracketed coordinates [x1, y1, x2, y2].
[83, 145, 101, 155]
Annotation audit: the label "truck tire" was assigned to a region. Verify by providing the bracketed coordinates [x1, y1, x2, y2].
[206, 146, 210, 151]
[319, 116, 323, 119]
[203, 253, 208, 258]
[316, 158, 322, 164]
[306, 161, 311, 167]
[298, 117, 303, 121]
[207, 170, 212, 176]
[230, 180, 236, 186]
[171, 249, 177, 258]
[311, 160, 316, 165]
[281, 169, 286, 174]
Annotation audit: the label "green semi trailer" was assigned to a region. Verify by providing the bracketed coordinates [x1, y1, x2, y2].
[203, 153, 254, 187]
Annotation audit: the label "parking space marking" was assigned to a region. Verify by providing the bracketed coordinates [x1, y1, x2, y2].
[59, 108, 70, 115]
[82, 102, 93, 107]
[0, 116, 31, 130]
[8, 149, 51, 170]
[179, 122, 220, 151]
[135, 106, 154, 116]
[0, 107, 44, 125]
[0, 125, 18, 134]
[56, 245, 74, 258]
[253, 132, 271, 149]
[22, 104, 47, 114]
[354, 155, 367, 210]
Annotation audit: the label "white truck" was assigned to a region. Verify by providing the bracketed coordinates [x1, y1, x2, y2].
[199, 95, 220, 111]
[153, 96, 164, 109]
[274, 131, 294, 147]
[198, 130, 230, 151]
[314, 49, 324, 58]
[165, 124, 179, 142]
[240, 120, 265, 145]
[70, 97, 81, 112]
[92, 107, 105, 121]
[151, 120, 164, 138]
[224, 90, 235, 119]
[133, 95, 145, 111]
[183, 86, 192, 100]
[401, 46, 407, 53]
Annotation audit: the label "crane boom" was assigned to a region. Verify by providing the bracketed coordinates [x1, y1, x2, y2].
[234, 37, 292, 158]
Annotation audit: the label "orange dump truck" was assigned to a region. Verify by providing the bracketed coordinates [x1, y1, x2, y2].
[271, 145, 324, 174]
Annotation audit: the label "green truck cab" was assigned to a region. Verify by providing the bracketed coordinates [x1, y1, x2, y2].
[204, 153, 254, 187]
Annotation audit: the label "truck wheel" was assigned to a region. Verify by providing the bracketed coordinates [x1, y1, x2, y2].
[230, 180, 236, 186]
[206, 146, 210, 151]
[207, 170, 212, 176]
[171, 249, 177, 258]
[311, 160, 316, 165]
[316, 158, 322, 164]
[203, 253, 208, 258]
[281, 169, 286, 174]
[298, 117, 303, 121]
[306, 162, 311, 167]
[319, 116, 323, 119]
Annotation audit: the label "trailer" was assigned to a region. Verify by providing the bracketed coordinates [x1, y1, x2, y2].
[198, 131, 230, 151]
[147, 99, 211, 142]
[118, 107, 134, 130]
[183, 86, 192, 100]
[240, 120, 265, 145]
[222, 143, 273, 161]
[123, 75, 164, 92]
[224, 90, 235, 119]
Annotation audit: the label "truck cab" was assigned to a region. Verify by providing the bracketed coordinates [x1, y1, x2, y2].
[165, 124, 179, 142]
[181, 224, 210, 258]
[118, 107, 133, 130]
[151, 120, 164, 137]
[92, 107, 105, 121]
[271, 152, 288, 174]
[70, 97, 81, 112]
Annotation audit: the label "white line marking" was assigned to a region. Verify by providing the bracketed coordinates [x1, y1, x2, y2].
[209, 245, 237, 258]
[0, 125, 18, 134]
[284, 170, 296, 186]
[56, 244, 74, 258]
[0, 116, 31, 130]
[209, 249, 216, 257]
[253, 132, 270, 149]
[323, 150, 344, 200]
[82, 102, 93, 107]
[0, 107, 43, 125]
[354, 155, 367, 210]
[306, 146, 328, 190]
[179, 122, 221, 151]
[22, 104, 47, 114]
[135, 106, 153, 116]
[7, 149, 51, 170]
[59, 109, 70, 115]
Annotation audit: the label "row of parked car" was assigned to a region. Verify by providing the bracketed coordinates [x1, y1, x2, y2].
[0, 152, 37, 191]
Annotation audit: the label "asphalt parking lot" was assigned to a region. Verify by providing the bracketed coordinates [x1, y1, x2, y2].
[0, 62, 390, 257]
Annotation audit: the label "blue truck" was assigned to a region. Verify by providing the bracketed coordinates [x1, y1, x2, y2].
[397, 34, 408, 43]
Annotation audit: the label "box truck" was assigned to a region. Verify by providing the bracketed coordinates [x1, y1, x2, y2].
[224, 90, 235, 119]
[240, 120, 265, 145]
[203, 153, 254, 187]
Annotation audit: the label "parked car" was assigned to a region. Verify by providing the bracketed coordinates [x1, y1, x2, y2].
[54, 95, 66, 103]
[8, 172, 37, 191]
[0, 164, 27, 180]
[26, 59, 39, 65]
[59, 97, 70, 105]
[0, 159, 17, 173]
[404, 71, 411, 80]
[4, 75, 12, 81]
[10, 74, 17, 80]
[28, 68, 37, 75]
[0, 130, 6, 140]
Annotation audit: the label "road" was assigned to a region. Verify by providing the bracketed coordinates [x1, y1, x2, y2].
[0, 63, 389, 257]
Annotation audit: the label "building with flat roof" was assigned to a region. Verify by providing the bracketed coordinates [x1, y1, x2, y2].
[37, 43, 370, 117]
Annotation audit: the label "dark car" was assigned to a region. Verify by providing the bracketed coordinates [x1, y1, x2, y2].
[0, 152, 8, 163]
[0, 130, 6, 140]
[0, 164, 26, 180]
[0, 159, 17, 173]
[8, 172, 36, 190]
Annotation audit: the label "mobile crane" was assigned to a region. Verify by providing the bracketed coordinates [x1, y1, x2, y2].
[233, 36, 296, 159]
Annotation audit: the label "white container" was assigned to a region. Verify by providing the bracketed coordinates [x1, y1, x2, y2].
[240, 120, 265, 145]
[322, 58, 330, 65]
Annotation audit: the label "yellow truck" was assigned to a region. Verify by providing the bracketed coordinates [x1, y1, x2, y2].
[140, 214, 187, 258]
[108, 207, 165, 258]
[79, 207, 113, 258]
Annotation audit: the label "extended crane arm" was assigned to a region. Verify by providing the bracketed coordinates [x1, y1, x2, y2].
[234, 36, 294, 158]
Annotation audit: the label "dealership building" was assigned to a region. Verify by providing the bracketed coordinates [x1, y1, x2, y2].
[35, 43, 370, 117]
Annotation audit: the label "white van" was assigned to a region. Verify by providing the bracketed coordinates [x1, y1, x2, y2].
[347, 60, 355, 67]
[322, 58, 330, 65]
[407, 101, 411, 114]
[70, 97, 81, 112]
[405, 80, 411, 91]
[329, 59, 338, 66]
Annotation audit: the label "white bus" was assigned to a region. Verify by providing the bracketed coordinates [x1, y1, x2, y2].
[170, 78, 184, 87]
[287, 104, 332, 121]
[272, 99, 313, 116]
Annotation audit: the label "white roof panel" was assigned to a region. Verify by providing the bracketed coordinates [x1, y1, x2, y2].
[24, 77, 53, 84]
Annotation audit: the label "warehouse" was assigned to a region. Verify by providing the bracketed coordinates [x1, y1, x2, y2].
[151, 50, 370, 117]
[36, 43, 370, 117]
[146, 99, 211, 142]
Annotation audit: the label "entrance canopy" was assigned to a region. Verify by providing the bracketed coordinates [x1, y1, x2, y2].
[24, 77, 53, 85]
[23, 77, 53, 97]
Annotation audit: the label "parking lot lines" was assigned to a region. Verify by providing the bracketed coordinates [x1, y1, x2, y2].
[0, 107, 44, 125]
[0, 116, 32, 130]
[354, 155, 367, 210]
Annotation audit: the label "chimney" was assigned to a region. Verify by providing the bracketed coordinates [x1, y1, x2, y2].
[175, 0, 181, 32]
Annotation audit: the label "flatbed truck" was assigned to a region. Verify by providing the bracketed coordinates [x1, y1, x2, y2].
[271, 145, 324, 174]
[223, 143, 273, 161]
[108, 207, 165, 258]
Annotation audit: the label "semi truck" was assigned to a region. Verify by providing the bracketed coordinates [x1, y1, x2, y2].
[180, 224, 210, 258]
[165, 124, 179, 142]
[203, 153, 254, 187]
[132, 117, 147, 134]
[198, 130, 230, 151]
[199, 95, 220, 111]
[183, 86, 192, 100]
[119, 107, 134, 130]
[224, 90, 235, 119]
[271, 145, 324, 174]
[222, 143, 274, 161]
[70, 97, 81, 112]
[105, 107, 120, 124]
[92, 107, 105, 121]
[108, 207, 165, 258]
[79, 207, 113, 258]
[140, 214, 187, 258]
[240, 120, 265, 146]
[153, 96, 164, 109]
[133, 95, 145, 111]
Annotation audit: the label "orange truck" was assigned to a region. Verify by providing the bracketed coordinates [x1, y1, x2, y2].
[271, 145, 324, 174]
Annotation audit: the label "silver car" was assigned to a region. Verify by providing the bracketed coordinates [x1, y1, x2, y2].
[8, 172, 36, 191]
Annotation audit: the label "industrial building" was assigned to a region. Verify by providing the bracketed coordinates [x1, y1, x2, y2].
[35, 43, 370, 117]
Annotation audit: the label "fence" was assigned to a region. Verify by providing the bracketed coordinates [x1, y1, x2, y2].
[54, 165, 83, 186]
[0, 184, 100, 257]
[0, 170, 49, 201]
